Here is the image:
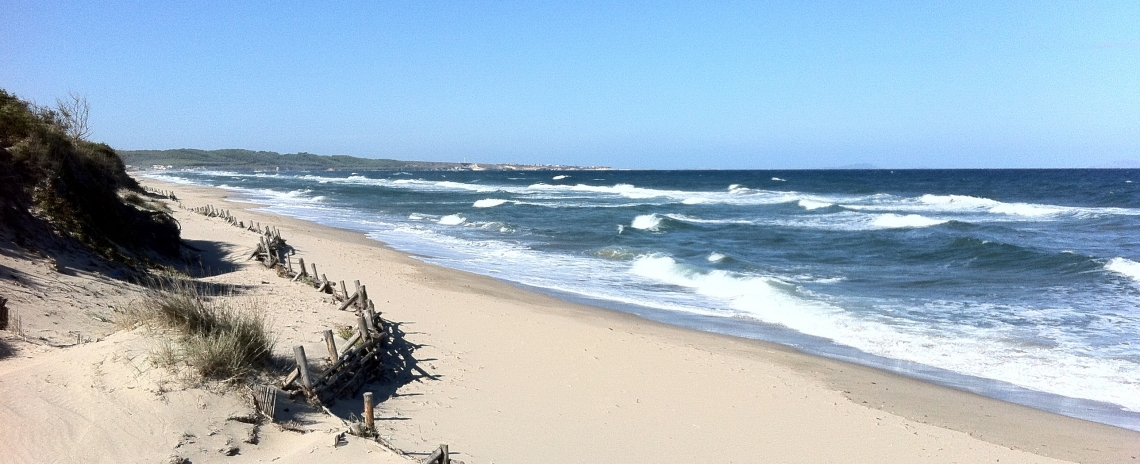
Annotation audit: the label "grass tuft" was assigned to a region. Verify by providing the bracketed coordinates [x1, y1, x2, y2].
[121, 280, 274, 382]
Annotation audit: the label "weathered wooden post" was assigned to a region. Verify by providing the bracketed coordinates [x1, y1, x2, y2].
[364, 305, 378, 336]
[0, 296, 8, 330]
[363, 392, 375, 432]
[293, 258, 307, 281]
[358, 313, 372, 343]
[293, 345, 313, 392]
[358, 285, 368, 311]
[441, 444, 449, 464]
[323, 330, 338, 361]
[340, 280, 349, 300]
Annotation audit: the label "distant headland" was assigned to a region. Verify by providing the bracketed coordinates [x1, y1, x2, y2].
[118, 148, 612, 172]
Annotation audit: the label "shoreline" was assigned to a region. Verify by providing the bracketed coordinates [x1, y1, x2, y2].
[143, 177, 1140, 463]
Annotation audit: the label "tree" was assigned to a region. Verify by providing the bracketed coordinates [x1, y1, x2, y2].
[55, 91, 90, 142]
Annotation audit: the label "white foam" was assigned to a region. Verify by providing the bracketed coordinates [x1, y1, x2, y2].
[989, 203, 1064, 217]
[552, 175, 569, 180]
[663, 214, 752, 225]
[1106, 258, 1140, 283]
[473, 199, 510, 208]
[438, 214, 466, 226]
[772, 177, 786, 182]
[798, 199, 832, 210]
[917, 194, 1063, 217]
[870, 213, 948, 229]
[707, 252, 727, 262]
[625, 255, 1140, 412]
[630, 214, 663, 231]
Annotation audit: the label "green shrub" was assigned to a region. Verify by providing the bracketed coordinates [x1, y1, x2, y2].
[0, 89, 180, 261]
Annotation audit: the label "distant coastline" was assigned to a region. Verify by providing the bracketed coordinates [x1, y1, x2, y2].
[119, 148, 612, 172]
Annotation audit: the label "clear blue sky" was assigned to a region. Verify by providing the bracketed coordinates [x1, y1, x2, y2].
[2, 1, 1137, 169]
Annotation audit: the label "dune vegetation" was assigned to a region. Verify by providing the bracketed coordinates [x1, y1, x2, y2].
[0, 89, 180, 262]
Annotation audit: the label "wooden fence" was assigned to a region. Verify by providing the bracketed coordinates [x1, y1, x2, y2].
[189, 201, 455, 463]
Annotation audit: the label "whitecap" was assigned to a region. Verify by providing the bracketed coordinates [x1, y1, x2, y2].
[473, 199, 510, 208]
[707, 252, 727, 262]
[870, 213, 948, 229]
[438, 214, 466, 226]
[772, 177, 786, 182]
[1106, 257, 1140, 283]
[798, 199, 832, 210]
[630, 214, 663, 231]
[552, 175, 569, 180]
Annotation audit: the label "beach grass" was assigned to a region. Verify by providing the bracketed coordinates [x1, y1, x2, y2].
[120, 280, 274, 382]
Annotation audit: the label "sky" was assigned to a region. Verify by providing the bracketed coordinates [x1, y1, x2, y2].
[1, 1, 1137, 169]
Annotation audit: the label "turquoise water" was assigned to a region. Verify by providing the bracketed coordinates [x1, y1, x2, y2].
[151, 169, 1140, 430]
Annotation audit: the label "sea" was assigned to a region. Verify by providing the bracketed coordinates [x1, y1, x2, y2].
[148, 169, 1140, 430]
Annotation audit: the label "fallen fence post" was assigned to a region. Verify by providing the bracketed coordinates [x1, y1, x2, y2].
[421, 444, 449, 464]
[336, 292, 359, 312]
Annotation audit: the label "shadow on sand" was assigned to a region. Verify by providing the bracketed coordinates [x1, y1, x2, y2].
[178, 239, 245, 277]
[320, 320, 438, 422]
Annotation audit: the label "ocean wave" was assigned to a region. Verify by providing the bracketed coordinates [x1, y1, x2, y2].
[707, 252, 727, 262]
[438, 214, 466, 225]
[663, 213, 753, 226]
[870, 213, 948, 229]
[473, 198, 511, 208]
[1106, 257, 1140, 283]
[630, 214, 664, 231]
[798, 199, 832, 210]
[626, 254, 1140, 412]
[919, 194, 1063, 217]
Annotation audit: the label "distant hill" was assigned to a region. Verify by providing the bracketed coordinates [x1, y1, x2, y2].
[118, 149, 462, 171]
[119, 148, 610, 171]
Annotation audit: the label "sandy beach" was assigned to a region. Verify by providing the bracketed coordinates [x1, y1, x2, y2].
[1, 177, 1137, 464]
